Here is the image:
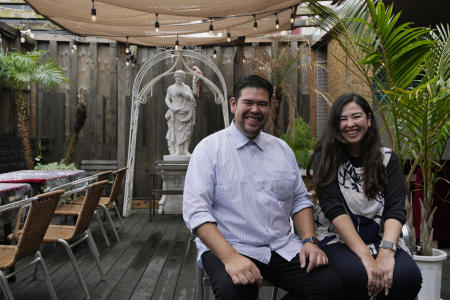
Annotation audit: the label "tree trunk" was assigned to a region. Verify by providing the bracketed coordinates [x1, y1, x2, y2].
[64, 101, 87, 165]
[269, 86, 283, 136]
[15, 91, 34, 169]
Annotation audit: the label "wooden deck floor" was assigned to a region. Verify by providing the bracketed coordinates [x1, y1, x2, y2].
[5, 209, 450, 300]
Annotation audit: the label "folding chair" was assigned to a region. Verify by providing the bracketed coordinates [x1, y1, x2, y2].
[51, 171, 113, 247]
[0, 190, 64, 300]
[43, 180, 108, 300]
[72, 167, 127, 242]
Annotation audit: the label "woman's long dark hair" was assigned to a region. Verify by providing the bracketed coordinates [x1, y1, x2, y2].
[306, 93, 387, 199]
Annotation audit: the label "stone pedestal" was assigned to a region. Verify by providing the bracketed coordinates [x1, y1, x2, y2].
[155, 156, 189, 214]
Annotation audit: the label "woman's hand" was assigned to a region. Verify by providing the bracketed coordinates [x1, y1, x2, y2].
[360, 255, 383, 296]
[376, 248, 395, 296]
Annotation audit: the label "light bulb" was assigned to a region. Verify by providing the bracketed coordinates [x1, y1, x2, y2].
[227, 32, 231, 43]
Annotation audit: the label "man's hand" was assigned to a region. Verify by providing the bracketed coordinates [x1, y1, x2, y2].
[299, 243, 328, 273]
[222, 252, 263, 287]
[376, 249, 395, 296]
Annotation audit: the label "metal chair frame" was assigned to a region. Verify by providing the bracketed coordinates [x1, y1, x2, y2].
[0, 190, 65, 300]
[43, 181, 108, 300]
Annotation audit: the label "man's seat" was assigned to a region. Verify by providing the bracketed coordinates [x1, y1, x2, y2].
[197, 265, 278, 300]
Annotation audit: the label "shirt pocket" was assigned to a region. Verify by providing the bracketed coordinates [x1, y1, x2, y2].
[266, 170, 297, 201]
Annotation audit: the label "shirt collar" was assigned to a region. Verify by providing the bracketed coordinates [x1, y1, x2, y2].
[228, 120, 265, 151]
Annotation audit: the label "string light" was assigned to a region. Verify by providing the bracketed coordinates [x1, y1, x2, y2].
[213, 49, 217, 58]
[126, 57, 130, 66]
[275, 13, 279, 30]
[242, 56, 246, 63]
[175, 35, 179, 50]
[91, 0, 97, 22]
[209, 19, 214, 36]
[290, 7, 295, 24]
[125, 37, 130, 54]
[155, 13, 160, 33]
[253, 14, 257, 30]
[20, 31, 25, 43]
[227, 29, 231, 43]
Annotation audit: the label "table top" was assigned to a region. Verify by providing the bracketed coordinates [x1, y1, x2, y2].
[0, 170, 86, 185]
[0, 183, 31, 193]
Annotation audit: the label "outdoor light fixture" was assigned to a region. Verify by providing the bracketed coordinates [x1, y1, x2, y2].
[154, 13, 160, 33]
[91, 0, 97, 22]
[290, 7, 295, 24]
[227, 30, 231, 42]
[209, 19, 214, 36]
[125, 37, 130, 54]
[213, 49, 217, 58]
[175, 36, 179, 50]
[253, 14, 257, 30]
[275, 13, 279, 30]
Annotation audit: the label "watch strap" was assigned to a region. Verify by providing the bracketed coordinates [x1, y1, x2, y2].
[302, 237, 319, 245]
[380, 240, 397, 252]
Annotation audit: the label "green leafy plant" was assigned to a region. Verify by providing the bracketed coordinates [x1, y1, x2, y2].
[0, 49, 69, 170]
[307, 0, 450, 255]
[35, 160, 77, 170]
[281, 117, 316, 168]
[246, 42, 311, 137]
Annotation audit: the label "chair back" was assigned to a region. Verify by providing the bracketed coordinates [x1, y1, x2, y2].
[108, 167, 127, 203]
[74, 180, 108, 233]
[50, 170, 112, 192]
[14, 190, 64, 261]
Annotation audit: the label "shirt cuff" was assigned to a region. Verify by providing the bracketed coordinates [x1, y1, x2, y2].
[291, 201, 313, 216]
[189, 212, 217, 235]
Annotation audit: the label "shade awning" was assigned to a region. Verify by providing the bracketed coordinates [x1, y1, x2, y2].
[26, 0, 302, 46]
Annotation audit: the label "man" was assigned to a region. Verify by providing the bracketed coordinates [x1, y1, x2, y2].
[183, 75, 342, 299]
[165, 69, 196, 156]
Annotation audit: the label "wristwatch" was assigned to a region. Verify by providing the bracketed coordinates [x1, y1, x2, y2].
[302, 237, 319, 245]
[380, 240, 397, 252]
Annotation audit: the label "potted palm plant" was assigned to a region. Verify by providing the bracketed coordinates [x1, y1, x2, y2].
[0, 49, 68, 169]
[307, 1, 449, 298]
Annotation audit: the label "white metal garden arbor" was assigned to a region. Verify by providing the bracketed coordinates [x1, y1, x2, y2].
[123, 49, 229, 216]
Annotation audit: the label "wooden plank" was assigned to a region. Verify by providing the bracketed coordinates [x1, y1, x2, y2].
[89, 216, 175, 299]
[117, 43, 128, 168]
[172, 236, 197, 299]
[128, 217, 181, 300]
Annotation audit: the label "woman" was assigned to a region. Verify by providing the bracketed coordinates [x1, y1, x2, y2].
[307, 94, 421, 299]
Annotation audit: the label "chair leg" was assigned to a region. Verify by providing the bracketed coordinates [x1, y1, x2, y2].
[112, 202, 125, 231]
[271, 286, 278, 300]
[196, 266, 204, 300]
[0, 271, 14, 300]
[100, 204, 120, 242]
[57, 238, 90, 300]
[94, 211, 111, 247]
[86, 229, 105, 280]
[36, 251, 58, 300]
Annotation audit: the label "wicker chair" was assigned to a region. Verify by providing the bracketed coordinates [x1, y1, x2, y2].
[0, 190, 64, 300]
[71, 167, 127, 243]
[51, 171, 113, 247]
[43, 180, 108, 300]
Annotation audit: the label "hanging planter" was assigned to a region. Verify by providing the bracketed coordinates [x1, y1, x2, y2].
[413, 248, 448, 300]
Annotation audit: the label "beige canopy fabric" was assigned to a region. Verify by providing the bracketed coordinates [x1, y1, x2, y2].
[26, 0, 301, 46]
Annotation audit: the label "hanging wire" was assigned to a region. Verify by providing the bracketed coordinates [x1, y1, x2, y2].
[91, 0, 97, 22]
[155, 13, 160, 32]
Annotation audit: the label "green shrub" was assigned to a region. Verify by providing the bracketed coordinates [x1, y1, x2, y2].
[35, 160, 77, 170]
[281, 117, 315, 168]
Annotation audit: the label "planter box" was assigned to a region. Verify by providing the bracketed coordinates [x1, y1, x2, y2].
[413, 248, 448, 300]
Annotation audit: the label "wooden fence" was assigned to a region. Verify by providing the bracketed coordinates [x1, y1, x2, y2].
[1, 34, 310, 198]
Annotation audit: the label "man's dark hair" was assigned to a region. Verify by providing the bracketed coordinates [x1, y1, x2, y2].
[233, 75, 273, 102]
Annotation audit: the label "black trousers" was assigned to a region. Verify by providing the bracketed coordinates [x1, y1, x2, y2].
[322, 243, 422, 300]
[201, 251, 343, 300]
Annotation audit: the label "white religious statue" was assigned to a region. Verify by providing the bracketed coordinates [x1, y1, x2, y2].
[165, 70, 196, 156]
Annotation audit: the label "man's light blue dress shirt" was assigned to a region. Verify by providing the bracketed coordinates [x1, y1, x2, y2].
[183, 121, 312, 266]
